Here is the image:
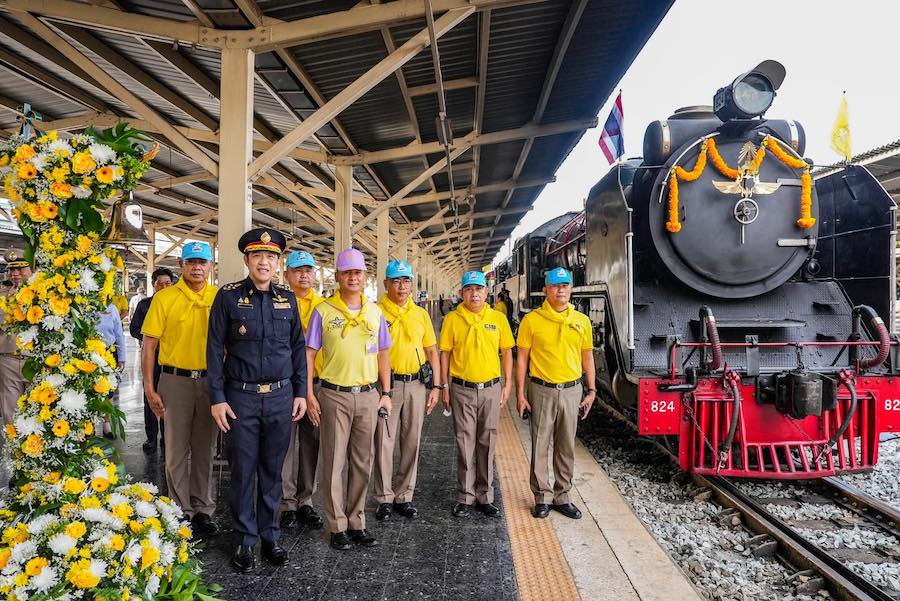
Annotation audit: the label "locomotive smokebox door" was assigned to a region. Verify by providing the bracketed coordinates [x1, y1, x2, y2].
[772, 372, 835, 419]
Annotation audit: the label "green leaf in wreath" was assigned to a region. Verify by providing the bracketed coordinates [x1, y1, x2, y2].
[22, 240, 35, 268]
[21, 357, 38, 383]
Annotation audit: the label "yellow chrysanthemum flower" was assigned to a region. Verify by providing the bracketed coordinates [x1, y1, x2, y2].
[48, 295, 71, 316]
[71, 150, 96, 174]
[140, 541, 161, 570]
[21, 434, 44, 457]
[45, 354, 61, 367]
[73, 359, 97, 373]
[65, 521, 87, 539]
[25, 305, 43, 324]
[52, 419, 70, 437]
[14, 144, 35, 162]
[66, 558, 100, 589]
[3, 424, 15, 439]
[24, 557, 47, 576]
[62, 478, 87, 495]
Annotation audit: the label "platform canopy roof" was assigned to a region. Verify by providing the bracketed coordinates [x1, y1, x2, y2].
[0, 0, 672, 271]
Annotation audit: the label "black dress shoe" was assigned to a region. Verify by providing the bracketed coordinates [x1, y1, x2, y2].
[279, 510, 298, 529]
[141, 440, 156, 454]
[190, 513, 219, 538]
[297, 505, 324, 529]
[393, 502, 418, 519]
[533, 504, 550, 518]
[330, 531, 352, 551]
[551, 503, 582, 520]
[348, 528, 378, 547]
[476, 502, 501, 518]
[261, 540, 288, 566]
[375, 503, 392, 521]
[452, 503, 471, 517]
[231, 545, 254, 573]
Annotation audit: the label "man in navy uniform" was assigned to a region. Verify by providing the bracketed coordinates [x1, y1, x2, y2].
[207, 228, 308, 573]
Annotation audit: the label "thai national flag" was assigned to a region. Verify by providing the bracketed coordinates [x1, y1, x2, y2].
[598, 92, 624, 164]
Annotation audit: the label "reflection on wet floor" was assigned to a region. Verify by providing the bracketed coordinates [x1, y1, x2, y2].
[113, 338, 519, 601]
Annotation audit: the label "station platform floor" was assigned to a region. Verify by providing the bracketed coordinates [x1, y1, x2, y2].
[112, 337, 699, 601]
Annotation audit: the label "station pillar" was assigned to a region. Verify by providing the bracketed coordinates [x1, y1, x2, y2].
[334, 165, 353, 258]
[217, 47, 254, 283]
[376, 211, 389, 296]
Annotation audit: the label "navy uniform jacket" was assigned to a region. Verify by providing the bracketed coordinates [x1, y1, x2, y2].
[206, 278, 307, 406]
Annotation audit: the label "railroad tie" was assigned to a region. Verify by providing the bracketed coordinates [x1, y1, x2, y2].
[496, 407, 581, 601]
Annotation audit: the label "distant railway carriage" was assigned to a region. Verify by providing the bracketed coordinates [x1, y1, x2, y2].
[499, 60, 900, 478]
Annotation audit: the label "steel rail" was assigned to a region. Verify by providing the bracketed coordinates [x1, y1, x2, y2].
[816, 476, 900, 540]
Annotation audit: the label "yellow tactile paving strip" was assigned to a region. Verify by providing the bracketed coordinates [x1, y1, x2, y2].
[496, 405, 581, 601]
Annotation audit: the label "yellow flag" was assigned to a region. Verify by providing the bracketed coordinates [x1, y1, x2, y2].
[830, 95, 852, 161]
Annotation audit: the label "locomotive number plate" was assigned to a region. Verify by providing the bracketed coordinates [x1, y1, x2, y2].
[638, 379, 682, 435]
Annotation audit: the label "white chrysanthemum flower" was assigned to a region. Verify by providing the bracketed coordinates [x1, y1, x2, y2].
[98, 254, 113, 272]
[58, 390, 87, 414]
[70, 133, 90, 146]
[134, 501, 157, 518]
[88, 143, 115, 164]
[62, 330, 74, 347]
[72, 185, 91, 199]
[78, 268, 99, 293]
[30, 152, 49, 172]
[137, 482, 158, 495]
[126, 543, 142, 564]
[41, 315, 64, 331]
[107, 492, 128, 507]
[88, 558, 106, 580]
[108, 373, 118, 391]
[10, 540, 37, 563]
[45, 374, 65, 388]
[31, 565, 58, 592]
[17, 326, 38, 346]
[13, 415, 42, 436]
[48, 533, 76, 556]
[160, 542, 176, 565]
[82, 508, 112, 523]
[90, 352, 108, 369]
[147, 574, 161, 597]
[47, 139, 72, 156]
[27, 513, 58, 535]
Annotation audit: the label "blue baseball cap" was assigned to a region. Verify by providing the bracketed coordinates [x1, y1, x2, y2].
[286, 250, 316, 269]
[386, 259, 413, 279]
[461, 271, 487, 288]
[545, 267, 573, 285]
[181, 241, 212, 261]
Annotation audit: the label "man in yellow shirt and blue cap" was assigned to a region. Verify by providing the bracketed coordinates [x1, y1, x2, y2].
[439, 270, 514, 518]
[373, 259, 441, 521]
[280, 250, 326, 530]
[516, 267, 596, 520]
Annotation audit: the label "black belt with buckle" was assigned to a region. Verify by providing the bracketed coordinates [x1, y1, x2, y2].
[161, 365, 207, 379]
[451, 376, 500, 390]
[227, 378, 290, 394]
[320, 381, 376, 394]
[392, 372, 419, 382]
[531, 377, 581, 390]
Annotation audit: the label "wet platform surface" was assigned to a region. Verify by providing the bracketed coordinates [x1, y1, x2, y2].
[115, 339, 519, 601]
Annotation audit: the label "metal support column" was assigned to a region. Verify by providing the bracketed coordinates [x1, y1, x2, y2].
[145, 225, 156, 293]
[376, 211, 389, 297]
[218, 47, 254, 283]
[334, 165, 353, 256]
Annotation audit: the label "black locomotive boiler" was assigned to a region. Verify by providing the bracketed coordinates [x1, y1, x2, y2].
[496, 60, 900, 478]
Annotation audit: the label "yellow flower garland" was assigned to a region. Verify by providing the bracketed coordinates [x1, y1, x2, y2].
[665, 135, 815, 235]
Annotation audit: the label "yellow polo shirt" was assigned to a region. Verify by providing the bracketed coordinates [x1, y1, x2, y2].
[141, 278, 218, 370]
[439, 304, 514, 383]
[295, 288, 324, 376]
[378, 295, 437, 374]
[308, 300, 390, 387]
[494, 300, 508, 318]
[517, 304, 593, 383]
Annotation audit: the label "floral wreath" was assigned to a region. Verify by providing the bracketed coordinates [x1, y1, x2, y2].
[0, 125, 219, 600]
[665, 135, 814, 234]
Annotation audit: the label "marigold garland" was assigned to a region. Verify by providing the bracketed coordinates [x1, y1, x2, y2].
[0, 127, 219, 600]
[665, 135, 815, 234]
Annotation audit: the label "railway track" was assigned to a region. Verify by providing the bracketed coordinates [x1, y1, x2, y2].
[594, 401, 900, 600]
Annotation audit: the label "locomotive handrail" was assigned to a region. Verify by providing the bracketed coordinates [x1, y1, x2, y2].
[667, 339, 899, 380]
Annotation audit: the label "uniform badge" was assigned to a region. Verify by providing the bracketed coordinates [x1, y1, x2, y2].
[239, 325, 247, 335]
[261, 231, 271, 243]
[238, 296, 252, 307]
[273, 302, 291, 309]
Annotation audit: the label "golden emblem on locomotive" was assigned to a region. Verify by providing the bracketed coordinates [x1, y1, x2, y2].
[711, 142, 782, 199]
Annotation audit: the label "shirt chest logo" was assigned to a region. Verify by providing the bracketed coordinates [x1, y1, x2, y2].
[326, 316, 346, 330]
[484, 323, 497, 331]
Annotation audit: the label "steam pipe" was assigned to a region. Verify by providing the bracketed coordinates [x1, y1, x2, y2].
[718, 370, 741, 470]
[852, 305, 890, 370]
[699, 306, 723, 371]
[817, 371, 858, 464]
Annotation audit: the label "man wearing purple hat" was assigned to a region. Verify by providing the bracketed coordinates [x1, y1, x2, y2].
[305, 248, 393, 550]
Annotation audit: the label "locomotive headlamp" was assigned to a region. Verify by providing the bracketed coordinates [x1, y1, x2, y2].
[713, 60, 786, 121]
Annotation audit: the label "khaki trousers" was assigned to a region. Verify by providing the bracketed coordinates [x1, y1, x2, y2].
[319, 386, 379, 533]
[529, 382, 581, 504]
[0, 355, 25, 425]
[450, 382, 500, 505]
[158, 372, 217, 518]
[280, 382, 321, 511]
[373, 379, 426, 504]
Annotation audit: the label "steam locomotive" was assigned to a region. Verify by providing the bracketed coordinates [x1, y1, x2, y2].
[494, 60, 900, 478]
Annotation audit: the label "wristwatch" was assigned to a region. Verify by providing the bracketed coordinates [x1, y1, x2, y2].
[435, 383, 448, 390]
[382, 390, 393, 398]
